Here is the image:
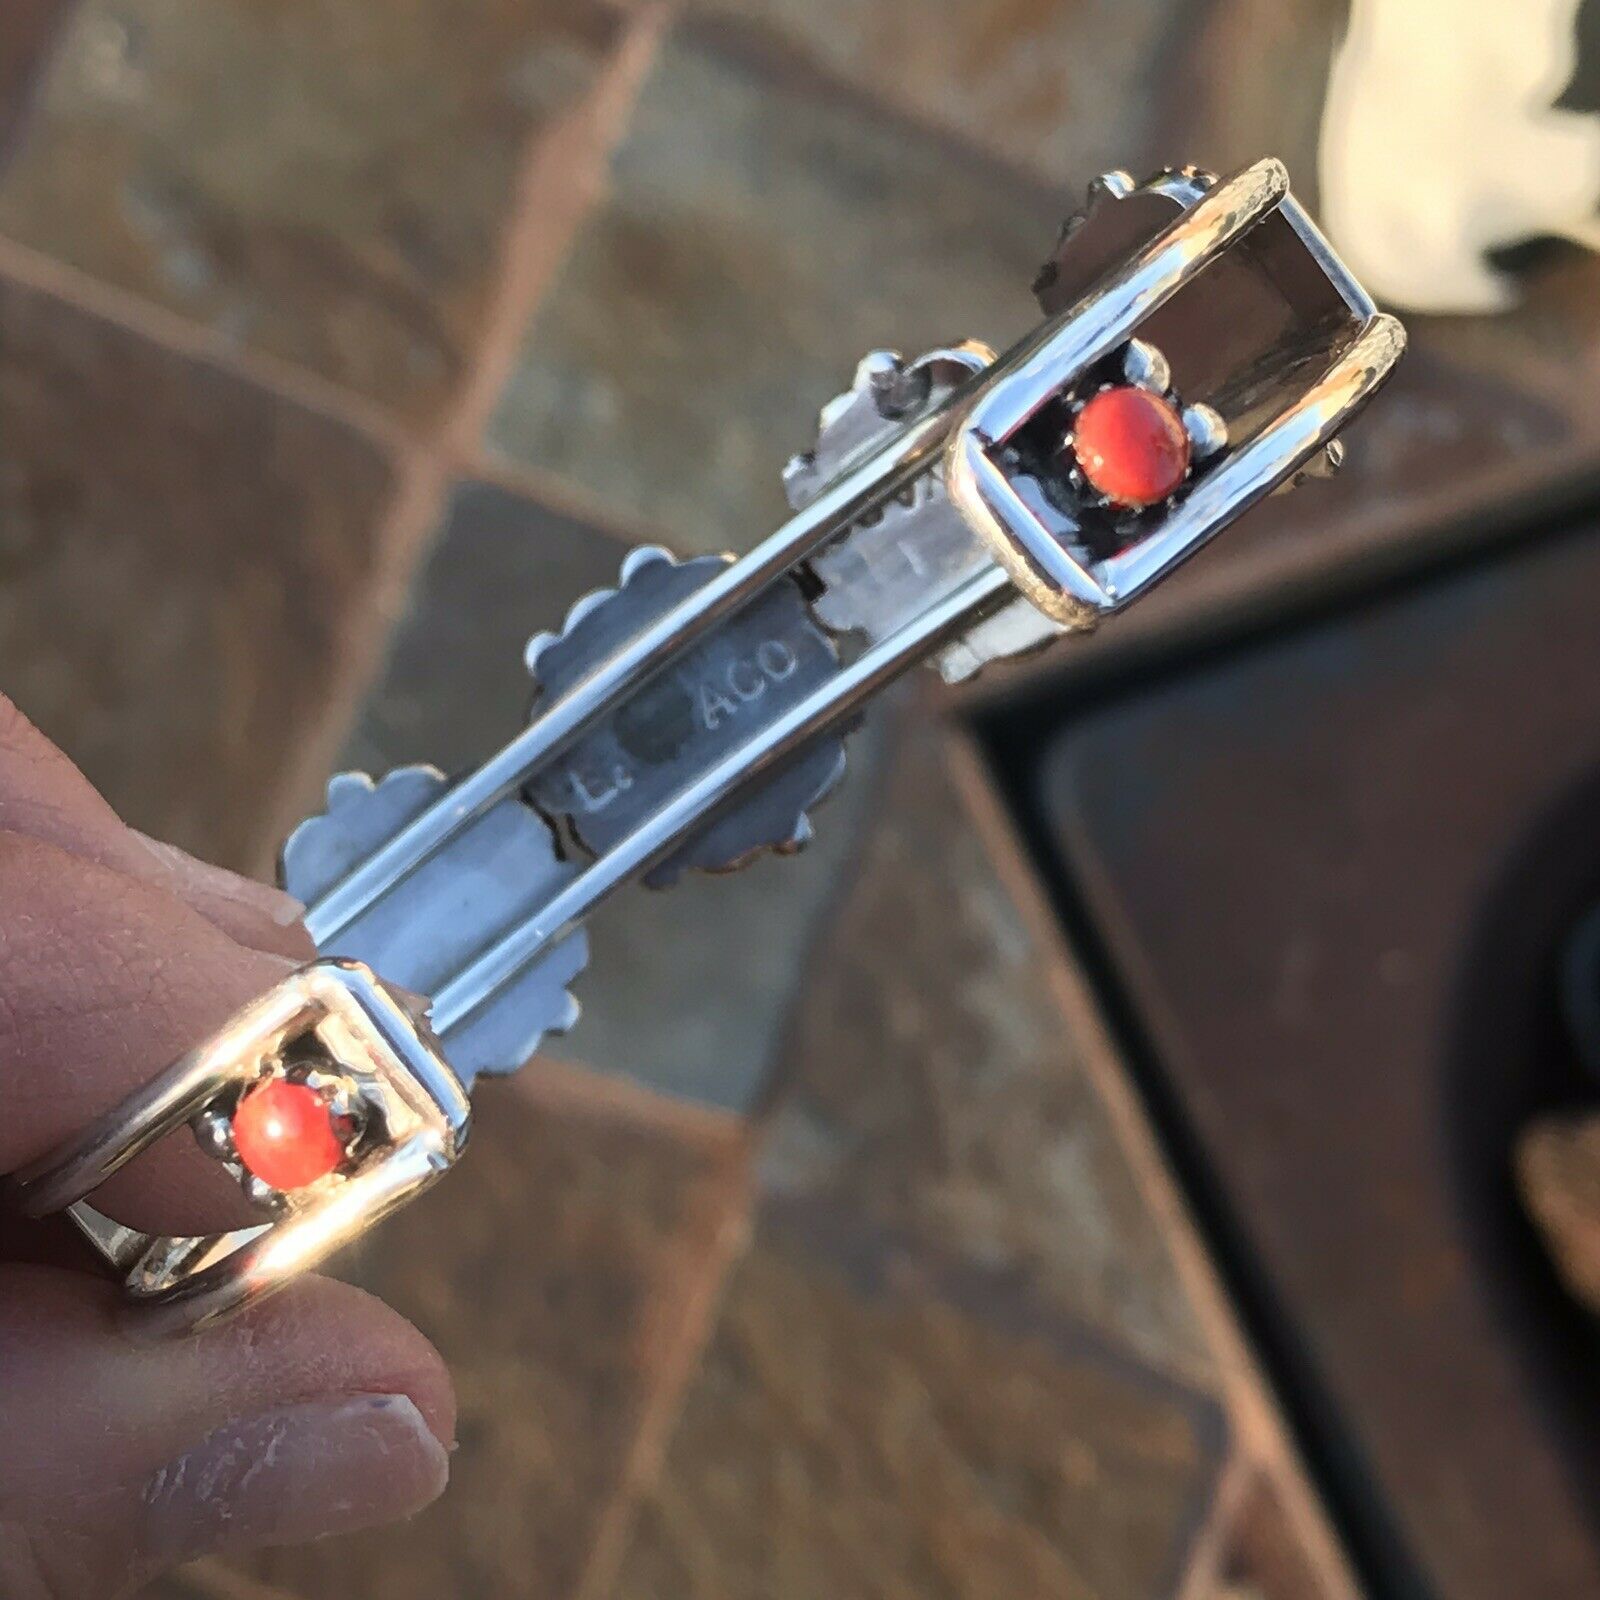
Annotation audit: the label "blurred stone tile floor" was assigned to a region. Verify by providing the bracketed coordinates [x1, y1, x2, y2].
[487, 22, 1052, 557]
[5, 0, 1559, 1594]
[0, 268, 399, 869]
[0, 0, 625, 419]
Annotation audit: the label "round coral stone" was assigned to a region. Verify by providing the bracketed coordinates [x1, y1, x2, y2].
[231, 1079, 345, 1191]
[1069, 385, 1190, 509]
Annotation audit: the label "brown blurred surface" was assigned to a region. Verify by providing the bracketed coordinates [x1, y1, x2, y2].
[1042, 523, 1600, 1599]
[243, 1076, 746, 1600]
[487, 24, 1052, 555]
[612, 1202, 1222, 1600]
[0, 0, 621, 418]
[1518, 1114, 1600, 1319]
[761, 723, 1215, 1389]
[1208, 1471, 1344, 1600]
[605, 726, 1229, 1599]
[0, 271, 397, 871]
[2, 0, 1596, 1596]
[0, 0, 74, 162]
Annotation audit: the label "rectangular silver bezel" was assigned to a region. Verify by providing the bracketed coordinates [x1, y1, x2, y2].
[945, 162, 1398, 626]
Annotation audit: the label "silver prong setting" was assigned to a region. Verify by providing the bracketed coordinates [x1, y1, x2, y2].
[1182, 402, 1228, 460]
[856, 348, 901, 391]
[192, 1105, 236, 1162]
[295, 1065, 374, 1153]
[241, 1171, 291, 1215]
[858, 349, 905, 413]
[1058, 338, 1218, 516]
[323, 1085, 358, 1124]
[14, 960, 471, 1335]
[1088, 170, 1137, 202]
[1122, 339, 1171, 393]
[857, 348, 930, 419]
[189, 1060, 377, 1221]
[1276, 437, 1347, 494]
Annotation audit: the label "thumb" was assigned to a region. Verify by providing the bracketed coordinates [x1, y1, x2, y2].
[0, 1267, 454, 1600]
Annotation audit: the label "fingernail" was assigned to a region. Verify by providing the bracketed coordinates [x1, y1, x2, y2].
[131, 830, 306, 928]
[140, 1394, 449, 1561]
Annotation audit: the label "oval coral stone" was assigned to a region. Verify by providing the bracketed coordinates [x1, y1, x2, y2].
[1069, 385, 1190, 509]
[232, 1079, 345, 1191]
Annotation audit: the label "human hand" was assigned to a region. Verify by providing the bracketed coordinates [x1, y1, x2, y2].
[0, 697, 453, 1597]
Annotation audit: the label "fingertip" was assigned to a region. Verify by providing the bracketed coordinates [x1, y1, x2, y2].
[0, 1265, 458, 1511]
[201, 1274, 458, 1451]
[139, 1391, 452, 1567]
[128, 831, 317, 961]
[0, 1266, 458, 1590]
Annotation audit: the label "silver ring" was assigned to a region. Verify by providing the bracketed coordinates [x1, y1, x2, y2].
[10, 960, 470, 1337]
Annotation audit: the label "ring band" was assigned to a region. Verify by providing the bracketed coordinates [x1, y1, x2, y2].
[9, 960, 470, 1337]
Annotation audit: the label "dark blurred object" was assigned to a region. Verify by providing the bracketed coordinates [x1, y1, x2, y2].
[1514, 906, 1600, 1319]
[0, 0, 72, 163]
[1519, 1114, 1600, 1318]
[1028, 520, 1600, 1599]
[1561, 904, 1600, 1083]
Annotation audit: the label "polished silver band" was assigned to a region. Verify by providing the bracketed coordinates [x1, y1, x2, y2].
[10, 961, 469, 1337]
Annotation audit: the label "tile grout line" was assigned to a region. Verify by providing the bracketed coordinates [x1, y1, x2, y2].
[1172, 1448, 1258, 1600]
[938, 725, 1367, 1600]
[629, 3, 1076, 206]
[570, 1131, 756, 1600]
[447, 445, 682, 554]
[252, 3, 672, 867]
[238, 452, 437, 879]
[435, 1, 674, 459]
[0, 229, 408, 456]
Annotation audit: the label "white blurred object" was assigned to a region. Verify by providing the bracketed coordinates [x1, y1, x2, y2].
[1321, 0, 1600, 312]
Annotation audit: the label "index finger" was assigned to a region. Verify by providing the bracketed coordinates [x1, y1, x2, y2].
[0, 829, 290, 1236]
[0, 692, 312, 959]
